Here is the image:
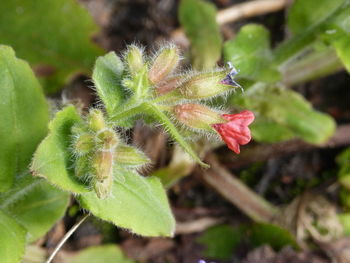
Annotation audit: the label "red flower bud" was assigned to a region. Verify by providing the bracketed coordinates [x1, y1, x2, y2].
[212, 110, 255, 154]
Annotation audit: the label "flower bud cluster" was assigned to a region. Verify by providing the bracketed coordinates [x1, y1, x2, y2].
[72, 109, 150, 199]
[120, 44, 254, 156]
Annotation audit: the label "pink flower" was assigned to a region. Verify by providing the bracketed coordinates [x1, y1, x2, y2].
[212, 110, 255, 154]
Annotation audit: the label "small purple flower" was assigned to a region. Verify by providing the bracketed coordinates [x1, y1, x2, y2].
[198, 260, 216, 263]
[221, 62, 241, 88]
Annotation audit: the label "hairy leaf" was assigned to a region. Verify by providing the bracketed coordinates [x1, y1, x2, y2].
[31, 106, 89, 193]
[224, 24, 280, 82]
[0, 174, 69, 241]
[0, 210, 26, 263]
[78, 169, 175, 237]
[92, 52, 125, 117]
[0, 0, 103, 93]
[0, 45, 48, 192]
[179, 0, 222, 70]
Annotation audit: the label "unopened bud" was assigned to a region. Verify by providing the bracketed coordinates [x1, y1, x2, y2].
[177, 70, 237, 99]
[93, 175, 113, 199]
[125, 45, 144, 75]
[93, 151, 113, 180]
[97, 129, 118, 150]
[92, 151, 113, 199]
[149, 46, 180, 85]
[88, 109, 106, 132]
[155, 75, 182, 95]
[115, 144, 150, 167]
[74, 133, 94, 155]
[173, 104, 224, 131]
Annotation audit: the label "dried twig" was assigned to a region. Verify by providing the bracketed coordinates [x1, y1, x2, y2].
[46, 214, 89, 263]
[199, 154, 278, 222]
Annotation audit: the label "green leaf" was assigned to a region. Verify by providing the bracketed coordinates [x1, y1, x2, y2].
[0, 174, 69, 241]
[197, 224, 243, 260]
[223, 24, 280, 83]
[179, 0, 222, 70]
[0, 45, 49, 192]
[92, 52, 125, 117]
[0, 210, 26, 263]
[78, 169, 175, 237]
[0, 0, 103, 93]
[338, 213, 350, 236]
[337, 147, 350, 190]
[274, 0, 346, 64]
[287, 0, 345, 35]
[68, 245, 135, 263]
[250, 118, 295, 143]
[323, 5, 350, 72]
[249, 223, 299, 250]
[31, 106, 89, 193]
[231, 83, 336, 144]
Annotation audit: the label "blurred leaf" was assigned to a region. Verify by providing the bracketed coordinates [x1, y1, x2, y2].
[231, 83, 336, 144]
[0, 0, 103, 93]
[197, 224, 243, 260]
[179, 0, 222, 70]
[0, 45, 48, 192]
[337, 147, 350, 189]
[31, 106, 89, 193]
[250, 223, 299, 250]
[78, 169, 175, 237]
[250, 118, 295, 143]
[68, 245, 135, 263]
[0, 174, 69, 241]
[0, 210, 26, 263]
[92, 52, 125, 117]
[274, 0, 346, 64]
[287, 0, 345, 34]
[323, 5, 350, 72]
[339, 213, 350, 235]
[223, 24, 280, 83]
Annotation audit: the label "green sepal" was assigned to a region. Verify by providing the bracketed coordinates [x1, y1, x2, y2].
[115, 144, 151, 168]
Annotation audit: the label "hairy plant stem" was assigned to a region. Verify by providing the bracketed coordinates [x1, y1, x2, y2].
[143, 102, 209, 168]
[46, 214, 89, 263]
[110, 102, 145, 122]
